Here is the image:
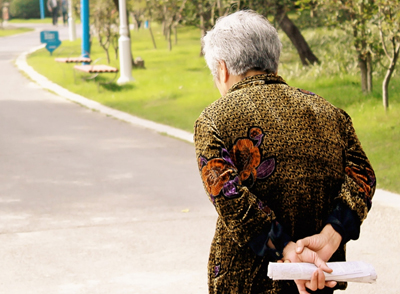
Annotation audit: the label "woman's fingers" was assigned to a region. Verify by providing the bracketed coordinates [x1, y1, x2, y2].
[316, 268, 326, 289]
[295, 237, 310, 254]
[325, 280, 337, 288]
[304, 270, 318, 292]
[294, 280, 310, 294]
[309, 250, 333, 273]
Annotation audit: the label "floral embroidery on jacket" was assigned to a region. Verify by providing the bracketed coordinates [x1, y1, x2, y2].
[198, 127, 276, 203]
[198, 149, 240, 203]
[230, 127, 276, 187]
[345, 166, 376, 208]
[298, 88, 315, 96]
[199, 158, 232, 197]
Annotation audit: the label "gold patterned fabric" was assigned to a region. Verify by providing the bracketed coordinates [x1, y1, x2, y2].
[193, 74, 376, 294]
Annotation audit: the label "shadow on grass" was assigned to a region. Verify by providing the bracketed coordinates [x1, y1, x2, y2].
[101, 82, 135, 92]
[93, 76, 136, 92]
[76, 75, 136, 92]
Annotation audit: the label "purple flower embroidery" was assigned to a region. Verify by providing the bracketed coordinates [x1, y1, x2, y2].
[221, 148, 235, 167]
[214, 264, 221, 277]
[198, 156, 208, 170]
[298, 88, 315, 96]
[222, 176, 239, 197]
[256, 157, 276, 179]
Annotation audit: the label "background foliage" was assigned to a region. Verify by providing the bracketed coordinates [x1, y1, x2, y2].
[27, 23, 400, 193]
[8, 0, 50, 19]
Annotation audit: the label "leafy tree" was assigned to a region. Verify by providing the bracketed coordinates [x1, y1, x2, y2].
[315, 0, 377, 93]
[184, 0, 240, 56]
[184, 0, 320, 64]
[0, 0, 4, 27]
[91, 0, 119, 64]
[376, 0, 400, 110]
[144, 0, 158, 49]
[9, 0, 44, 19]
[145, 0, 187, 50]
[247, 0, 320, 66]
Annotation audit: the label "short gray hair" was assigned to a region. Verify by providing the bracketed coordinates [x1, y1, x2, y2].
[202, 10, 282, 79]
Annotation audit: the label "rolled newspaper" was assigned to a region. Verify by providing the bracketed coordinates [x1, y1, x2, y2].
[267, 261, 377, 283]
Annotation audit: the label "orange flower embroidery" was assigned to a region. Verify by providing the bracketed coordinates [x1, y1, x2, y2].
[250, 128, 262, 138]
[201, 158, 233, 196]
[230, 138, 261, 182]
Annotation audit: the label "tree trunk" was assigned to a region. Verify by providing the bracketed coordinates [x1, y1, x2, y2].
[199, 0, 205, 57]
[149, 25, 157, 49]
[382, 45, 400, 111]
[167, 25, 172, 51]
[367, 52, 373, 93]
[112, 0, 118, 10]
[174, 25, 178, 45]
[383, 70, 390, 111]
[217, 0, 222, 16]
[130, 12, 139, 30]
[275, 9, 319, 66]
[359, 54, 368, 94]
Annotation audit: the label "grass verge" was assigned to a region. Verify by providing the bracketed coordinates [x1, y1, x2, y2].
[26, 24, 400, 194]
[8, 18, 53, 24]
[0, 26, 34, 37]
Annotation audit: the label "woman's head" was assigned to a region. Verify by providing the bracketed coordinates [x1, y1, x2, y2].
[202, 10, 282, 80]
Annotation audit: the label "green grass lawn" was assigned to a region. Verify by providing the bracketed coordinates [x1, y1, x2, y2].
[27, 24, 400, 194]
[9, 17, 81, 24]
[0, 26, 34, 37]
[8, 17, 53, 24]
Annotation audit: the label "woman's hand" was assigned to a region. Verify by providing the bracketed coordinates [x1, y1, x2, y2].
[295, 224, 342, 262]
[281, 241, 337, 294]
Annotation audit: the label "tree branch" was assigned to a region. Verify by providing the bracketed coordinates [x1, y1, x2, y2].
[378, 7, 392, 60]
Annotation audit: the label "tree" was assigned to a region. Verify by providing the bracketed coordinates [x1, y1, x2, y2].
[9, 0, 43, 19]
[91, 0, 119, 64]
[274, 3, 320, 66]
[145, 0, 187, 50]
[376, 0, 400, 110]
[246, 0, 320, 66]
[182, 0, 321, 63]
[316, 0, 377, 93]
[184, 0, 238, 56]
[0, 0, 4, 27]
[144, 0, 158, 49]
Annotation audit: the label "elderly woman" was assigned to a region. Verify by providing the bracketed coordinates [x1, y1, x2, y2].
[194, 10, 376, 294]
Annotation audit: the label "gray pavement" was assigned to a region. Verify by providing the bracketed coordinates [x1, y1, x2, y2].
[0, 25, 399, 294]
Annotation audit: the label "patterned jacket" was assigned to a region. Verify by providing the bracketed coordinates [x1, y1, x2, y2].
[194, 74, 376, 294]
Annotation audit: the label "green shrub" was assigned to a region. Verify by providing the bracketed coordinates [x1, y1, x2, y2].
[9, 0, 49, 19]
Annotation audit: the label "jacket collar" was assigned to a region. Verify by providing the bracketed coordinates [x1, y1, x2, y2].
[227, 74, 287, 94]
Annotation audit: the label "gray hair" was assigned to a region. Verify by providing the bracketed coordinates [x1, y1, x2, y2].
[202, 10, 282, 79]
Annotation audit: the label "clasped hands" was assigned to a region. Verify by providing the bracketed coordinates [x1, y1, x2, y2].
[279, 224, 342, 294]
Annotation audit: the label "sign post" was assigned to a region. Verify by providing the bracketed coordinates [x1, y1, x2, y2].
[40, 31, 62, 55]
[81, 0, 90, 61]
[39, 0, 45, 19]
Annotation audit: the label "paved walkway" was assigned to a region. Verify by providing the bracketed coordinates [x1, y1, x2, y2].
[0, 24, 399, 294]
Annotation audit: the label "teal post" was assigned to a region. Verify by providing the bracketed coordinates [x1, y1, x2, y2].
[40, 0, 45, 19]
[81, 0, 90, 61]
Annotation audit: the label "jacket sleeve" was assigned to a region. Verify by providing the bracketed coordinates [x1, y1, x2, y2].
[194, 114, 277, 247]
[335, 109, 376, 224]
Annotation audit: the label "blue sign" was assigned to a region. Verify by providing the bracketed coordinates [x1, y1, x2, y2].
[40, 31, 62, 55]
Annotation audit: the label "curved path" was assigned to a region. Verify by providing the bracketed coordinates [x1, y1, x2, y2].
[0, 24, 399, 294]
